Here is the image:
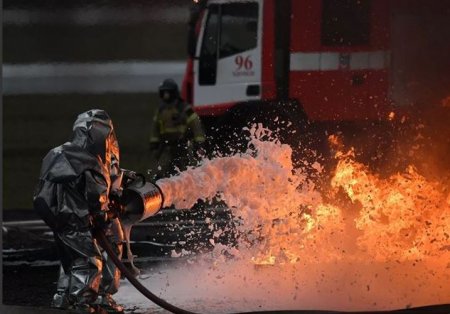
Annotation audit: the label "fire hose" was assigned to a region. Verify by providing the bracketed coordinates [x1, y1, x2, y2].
[94, 228, 197, 314]
[96, 179, 198, 314]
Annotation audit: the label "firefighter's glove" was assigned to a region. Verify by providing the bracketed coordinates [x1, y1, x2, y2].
[122, 169, 137, 180]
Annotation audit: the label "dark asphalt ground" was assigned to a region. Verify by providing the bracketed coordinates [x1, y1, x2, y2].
[2, 263, 174, 311]
[3, 265, 61, 308]
[1, 217, 198, 311]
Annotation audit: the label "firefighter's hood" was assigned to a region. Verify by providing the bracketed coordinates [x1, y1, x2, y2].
[71, 109, 120, 166]
[40, 109, 118, 183]
[39, 143, 105, 183]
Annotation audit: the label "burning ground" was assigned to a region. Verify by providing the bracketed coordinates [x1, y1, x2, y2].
[116, 125, 450, 313]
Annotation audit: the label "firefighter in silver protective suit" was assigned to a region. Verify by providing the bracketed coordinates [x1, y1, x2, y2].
[33, 109, 126, 314]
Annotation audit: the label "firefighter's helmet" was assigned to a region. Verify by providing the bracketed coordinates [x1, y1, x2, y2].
[159, 79, 180, 103]
[72, 109, 119, 167]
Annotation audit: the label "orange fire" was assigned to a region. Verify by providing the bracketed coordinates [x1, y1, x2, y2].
[331, 151, 450, 262]
[388, 111, 395, 120]
[157, 125, 450, 307]
[249, 142, 450, 267]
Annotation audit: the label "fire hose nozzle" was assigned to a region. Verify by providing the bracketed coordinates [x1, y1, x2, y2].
[120, 181, 164, 225]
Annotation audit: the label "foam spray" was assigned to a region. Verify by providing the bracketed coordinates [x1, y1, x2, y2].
[117, 125, 450, 312]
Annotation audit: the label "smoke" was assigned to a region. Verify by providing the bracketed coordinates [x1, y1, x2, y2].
[117, 125, 450, 312]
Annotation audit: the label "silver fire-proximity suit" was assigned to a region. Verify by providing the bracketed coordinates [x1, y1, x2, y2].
[33, 109, 125, 313]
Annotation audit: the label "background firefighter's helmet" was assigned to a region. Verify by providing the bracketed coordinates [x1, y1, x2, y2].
[158, 78, 180, 104]
[72, 109, 120, 167]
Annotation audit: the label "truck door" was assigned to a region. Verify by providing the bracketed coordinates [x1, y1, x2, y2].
[194, 1, 263, 108]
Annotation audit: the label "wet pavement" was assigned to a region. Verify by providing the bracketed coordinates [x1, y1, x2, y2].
[4, 211, 450, 314]
[1, 305, 77, 314]
[4, 245, 450, 314]
[2, 228, 180, 313]
[2, 206, 231, 312]
[3, 264, 60, 308]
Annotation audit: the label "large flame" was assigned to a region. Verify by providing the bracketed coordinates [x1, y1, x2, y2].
[331, 150, 450, 263]
[155, 125, 450, 309]
[251, 143, 449, 267]
[158, 126, 450, 266]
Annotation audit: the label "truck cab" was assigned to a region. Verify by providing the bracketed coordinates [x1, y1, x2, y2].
[183, 0, 450, 136]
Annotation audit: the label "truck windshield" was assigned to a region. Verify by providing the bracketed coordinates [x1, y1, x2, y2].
[199, 5, 219, 85]
[198, 2, 258, 85]
[219, 3, 258, 59]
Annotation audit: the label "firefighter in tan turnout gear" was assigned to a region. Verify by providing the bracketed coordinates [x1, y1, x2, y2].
[149, 79, 206, 177]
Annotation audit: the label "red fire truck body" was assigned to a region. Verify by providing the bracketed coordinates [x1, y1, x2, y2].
[182, 0, 450, 128]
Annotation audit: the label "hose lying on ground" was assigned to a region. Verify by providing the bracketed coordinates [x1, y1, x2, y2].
[94, 228, 198, 314]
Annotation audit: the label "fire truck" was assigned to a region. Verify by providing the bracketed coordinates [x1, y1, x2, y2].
[182, 0, 450, 158]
